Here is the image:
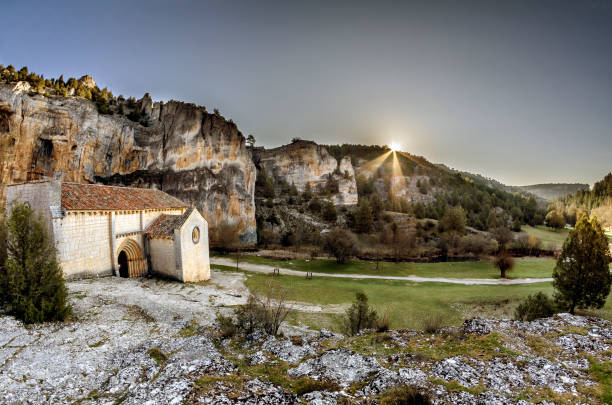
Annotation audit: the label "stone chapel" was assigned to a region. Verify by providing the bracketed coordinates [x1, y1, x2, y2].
[5, 179, 210, 282]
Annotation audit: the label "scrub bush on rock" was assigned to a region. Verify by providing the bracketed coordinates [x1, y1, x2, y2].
[514, 292, 557, 321]
[234, 280, 290, 336]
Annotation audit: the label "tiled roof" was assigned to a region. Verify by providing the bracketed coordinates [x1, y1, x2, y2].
[61, 182, 188, 211]
[145, 207, 195, 238]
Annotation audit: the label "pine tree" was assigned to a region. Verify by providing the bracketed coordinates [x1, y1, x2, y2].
[302, 183, 313, 201]
[344, 292, 378, 335]
[0, 203, 71, 324]
[322, 200, 337, 222]
[553, 214, 611, 314]
[354, 199, 374, 233]
[438, 206, 467, 234]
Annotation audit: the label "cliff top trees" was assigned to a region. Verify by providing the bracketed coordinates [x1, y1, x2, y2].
[553, 214, 611, 314]
[246, 134, 255, 148]
[0, 203, 71, 324]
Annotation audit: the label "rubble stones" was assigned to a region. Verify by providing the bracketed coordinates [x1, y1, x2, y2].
[196, 378, 297, 404]
[288, 348, 382, 387]
[462, 318, 493, 335]
[261, 336, 316, 363]
[359, 368, 405, 396]
[247, 350, 269, 366]
[398, 367, 428, 386]
[302, 390, 339, 405]
[555, 333, 610, 353]
[431, 356, 482, 387]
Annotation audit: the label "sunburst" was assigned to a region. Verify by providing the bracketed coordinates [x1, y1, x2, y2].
[389, 142, 401, 152]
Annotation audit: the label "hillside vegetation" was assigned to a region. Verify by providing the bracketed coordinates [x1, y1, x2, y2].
[256, 143, 549, 261]
[545, 173, 612, 229]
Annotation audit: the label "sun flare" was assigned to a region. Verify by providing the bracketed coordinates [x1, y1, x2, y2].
[389, 142, 401, 152]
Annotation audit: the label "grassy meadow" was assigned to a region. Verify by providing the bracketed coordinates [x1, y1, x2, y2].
[212, 222, 611, 332]
[520, 225, 569, 250]
[222, 254, 556, 279]
[212, 262, 612, 332]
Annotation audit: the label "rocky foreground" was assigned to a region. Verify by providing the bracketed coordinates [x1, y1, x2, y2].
[0, 275, 610, 404]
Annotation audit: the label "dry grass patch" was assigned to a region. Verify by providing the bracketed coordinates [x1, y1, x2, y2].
[146, 347, 167, 366]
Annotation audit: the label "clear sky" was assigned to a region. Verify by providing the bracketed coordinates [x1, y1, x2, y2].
[1, 0, 610, 186]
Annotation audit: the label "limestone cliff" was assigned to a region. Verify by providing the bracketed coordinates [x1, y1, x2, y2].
[254, 140, 358, 205]
[0, 82, 256, 243]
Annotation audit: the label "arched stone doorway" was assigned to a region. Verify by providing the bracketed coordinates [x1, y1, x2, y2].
[118, 251, 129, 278]
[116, 238, 147, 278]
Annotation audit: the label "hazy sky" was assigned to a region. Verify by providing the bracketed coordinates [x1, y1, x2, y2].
[1, 0, 611, 186]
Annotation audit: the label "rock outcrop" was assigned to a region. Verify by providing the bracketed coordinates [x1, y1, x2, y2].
[0, 82, 256, 243]
[254, 140, 358, 205]
[1, 273, 611, 404]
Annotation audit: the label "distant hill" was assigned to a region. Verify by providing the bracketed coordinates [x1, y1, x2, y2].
[518, 183, 589, 201]
[437, 165, 589, 203]
[434, 165, 550, 206]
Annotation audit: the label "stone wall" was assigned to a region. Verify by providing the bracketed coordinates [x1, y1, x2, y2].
[177, 209, 210, 282]
[114, 213, 141, 235]
[149, 238, 178, 279]
[5, 180, 61, 241]
[54, 212, 112, 278]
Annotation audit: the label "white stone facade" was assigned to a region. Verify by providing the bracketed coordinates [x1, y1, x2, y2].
[148, 238, 178, 279]
[5, 180, 211, 282]
[175, 209, 210, 282]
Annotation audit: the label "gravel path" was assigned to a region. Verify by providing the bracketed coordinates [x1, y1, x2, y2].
[211, 257, 553, 285]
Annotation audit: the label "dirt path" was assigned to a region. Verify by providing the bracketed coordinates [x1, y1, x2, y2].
[211, 258, 553, 285]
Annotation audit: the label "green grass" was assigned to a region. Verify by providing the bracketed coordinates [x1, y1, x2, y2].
[521, 225, 569, 250]
[146, 347, 167, 367]
[220, 254, 556, 279]
[176, 321, 199, 338]
[235, 269, 557, 331]
[589, 359, 612, 404]
[223, 268, 612, 332]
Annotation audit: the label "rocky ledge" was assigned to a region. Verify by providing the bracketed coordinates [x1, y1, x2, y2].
[0, 276, 610, 404]
[210, 314, 610, 404]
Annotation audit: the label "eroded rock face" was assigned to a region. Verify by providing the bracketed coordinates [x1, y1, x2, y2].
[255, 140, 358, 205]
[0, 83, 256, 242]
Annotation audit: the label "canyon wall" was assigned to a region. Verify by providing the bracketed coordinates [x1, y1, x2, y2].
[0, 82, 256, 243]
[255, 140, 358, 205]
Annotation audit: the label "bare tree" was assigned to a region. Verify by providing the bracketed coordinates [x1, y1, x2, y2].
[494, 250, 514, 279]
[214, 220, 242, 251]
[255, 279, 291, 335]
[324, 227, 357, 264]
[235, 279, 291, 336]
[213, 220, 243, 269]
